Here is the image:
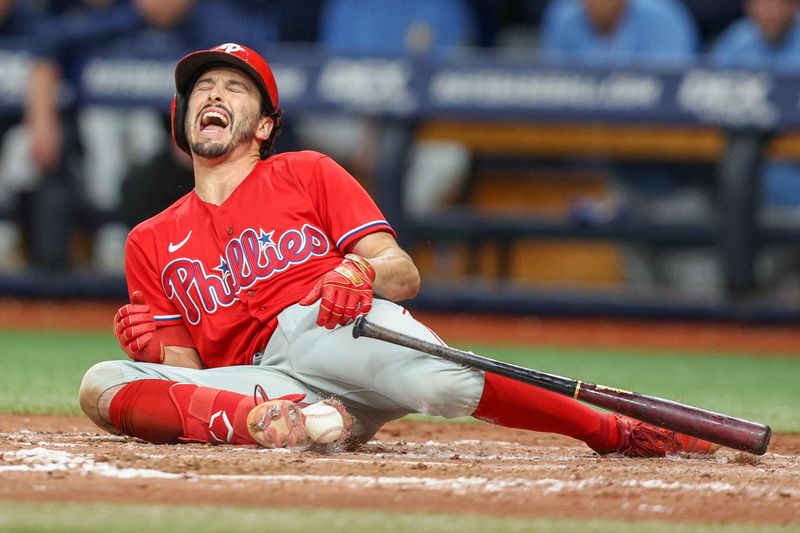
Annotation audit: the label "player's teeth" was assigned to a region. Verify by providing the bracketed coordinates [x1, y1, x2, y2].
[201, 111, 228, 127]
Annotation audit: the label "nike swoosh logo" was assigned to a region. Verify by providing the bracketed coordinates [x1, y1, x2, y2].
[168, 230, 192, 253]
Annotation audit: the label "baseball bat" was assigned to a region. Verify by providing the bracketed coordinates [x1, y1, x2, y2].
[352, 316, 771, 455]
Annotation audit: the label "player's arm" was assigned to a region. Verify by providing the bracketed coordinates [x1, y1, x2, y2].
[162, 345, 203, 369]
[300, 232, 419, 329]
[349, 231, 419, 302]
[114, 291, 203, 369]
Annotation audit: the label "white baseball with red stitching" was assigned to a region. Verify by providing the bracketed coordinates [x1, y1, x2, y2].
[301, 403, 345, 443]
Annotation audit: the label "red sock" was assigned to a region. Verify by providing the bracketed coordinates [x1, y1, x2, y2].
[108, 380, 257, 445]
[472, 372, 620, 453]
[109, 380, 182, 443]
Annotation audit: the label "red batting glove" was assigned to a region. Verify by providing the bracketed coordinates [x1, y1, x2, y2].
[113, 290, 165, 363]
[299, 254, 376, 329]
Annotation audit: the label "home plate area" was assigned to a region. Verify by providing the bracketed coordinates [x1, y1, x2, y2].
[0, 415, 798, 525]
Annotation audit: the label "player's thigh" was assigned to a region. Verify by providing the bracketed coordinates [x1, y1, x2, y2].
[272, 301, 484, 418]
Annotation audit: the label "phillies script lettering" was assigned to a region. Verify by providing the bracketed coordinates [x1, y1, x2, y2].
[161, 224, 330, 324]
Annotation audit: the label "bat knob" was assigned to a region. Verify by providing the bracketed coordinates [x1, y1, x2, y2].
[352, 315, 365, 339]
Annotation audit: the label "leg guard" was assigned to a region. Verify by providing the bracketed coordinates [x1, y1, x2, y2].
[169, 383, 258, 445]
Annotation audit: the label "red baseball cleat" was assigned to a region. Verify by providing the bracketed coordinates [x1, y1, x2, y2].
[612, 415, 720, 457]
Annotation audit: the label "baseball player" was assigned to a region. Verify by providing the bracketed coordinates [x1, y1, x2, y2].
[79, 43, 718, 456]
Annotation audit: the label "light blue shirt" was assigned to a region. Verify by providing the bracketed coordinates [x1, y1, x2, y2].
[711, 16, 800, 207]
[710, 16, 800, 71]
[540, 0, 699, 65]
[320, 0, 474, 58]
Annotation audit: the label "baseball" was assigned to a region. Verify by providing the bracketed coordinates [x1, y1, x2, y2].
[301, 403, 345, 444]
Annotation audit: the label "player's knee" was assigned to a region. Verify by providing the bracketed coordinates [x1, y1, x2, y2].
[79, 360, 130, 432]
[412, 369, 484, 419]
[79, 361, 125, 404]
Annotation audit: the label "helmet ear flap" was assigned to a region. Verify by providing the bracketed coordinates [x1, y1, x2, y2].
[171, 93, 190, 154]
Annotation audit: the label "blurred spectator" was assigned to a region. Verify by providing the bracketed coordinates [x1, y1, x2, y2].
[710, 0, 800, 69]
[119, 130, 194, 229]
[320, 0, 474, 57]
[0, 0, 39, 271]
[540, 0, 700, 64]
[76, 0, 193, 273]
[710, 0, 800, 288]
[539, 0, 716, 291]
[23, 0, 279, 273]
[301, 0, 476, 218]
[23, 0, 156, 272]
[711, 0, 800, 212]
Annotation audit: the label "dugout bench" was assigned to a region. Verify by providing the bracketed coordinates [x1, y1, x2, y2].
[370, 58, 800, 320]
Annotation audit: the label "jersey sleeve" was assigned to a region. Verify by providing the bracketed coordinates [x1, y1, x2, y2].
[310, 155, 396, 253]
[125, 232, 185, 328]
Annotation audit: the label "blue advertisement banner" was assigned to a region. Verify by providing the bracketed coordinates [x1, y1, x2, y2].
[1, 43, 799, 130]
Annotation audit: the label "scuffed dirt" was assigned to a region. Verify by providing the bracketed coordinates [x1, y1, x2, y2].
[1, 415, 798, 525]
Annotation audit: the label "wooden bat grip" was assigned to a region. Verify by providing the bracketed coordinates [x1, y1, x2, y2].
[352, 316, 771, 455]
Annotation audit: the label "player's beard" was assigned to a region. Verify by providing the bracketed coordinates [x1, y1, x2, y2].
[187, 107, 259, 159]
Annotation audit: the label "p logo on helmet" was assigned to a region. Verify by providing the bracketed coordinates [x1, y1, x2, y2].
[215, 43, 245, 54]
[170, 43, 281, 156]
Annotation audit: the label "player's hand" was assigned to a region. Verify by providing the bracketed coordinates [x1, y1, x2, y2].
[113, 291, 165, 363]
[299, 254, 376, 329]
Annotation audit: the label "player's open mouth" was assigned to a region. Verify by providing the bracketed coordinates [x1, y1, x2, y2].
[199, 108, 230, 134]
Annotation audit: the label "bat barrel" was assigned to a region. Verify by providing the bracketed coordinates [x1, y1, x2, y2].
[578, 385, 771, 455]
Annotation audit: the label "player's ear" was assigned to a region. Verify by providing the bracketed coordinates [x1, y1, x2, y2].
[255, 116, 274, 143]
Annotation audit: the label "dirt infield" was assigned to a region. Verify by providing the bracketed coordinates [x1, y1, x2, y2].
[1, 414, 798, 525]
[2, 299, 799, 525]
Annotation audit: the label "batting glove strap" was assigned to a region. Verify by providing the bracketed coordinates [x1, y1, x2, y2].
[342, 253, 375, 281]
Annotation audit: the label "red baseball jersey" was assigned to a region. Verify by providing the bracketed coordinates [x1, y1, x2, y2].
[125, 151, 395, 368]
